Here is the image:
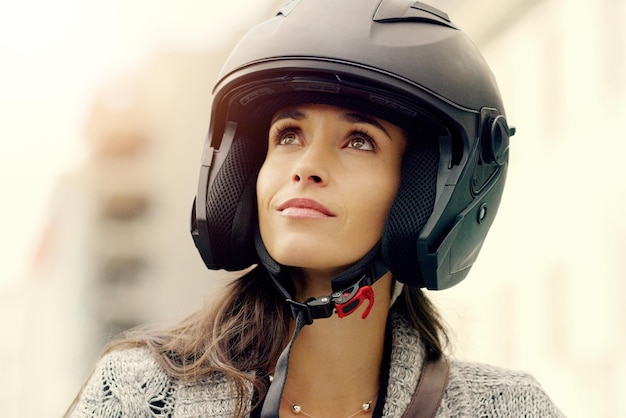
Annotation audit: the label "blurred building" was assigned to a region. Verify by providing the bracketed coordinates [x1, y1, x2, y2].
[5, 48, 243, 418]
[2, 0, 625, 417]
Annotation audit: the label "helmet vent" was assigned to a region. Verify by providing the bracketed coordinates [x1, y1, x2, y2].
[373, 0, 455, 28]
[410, 2, 450, 22]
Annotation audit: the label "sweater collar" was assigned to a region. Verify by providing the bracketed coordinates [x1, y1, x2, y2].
[382, 311, 429, 417]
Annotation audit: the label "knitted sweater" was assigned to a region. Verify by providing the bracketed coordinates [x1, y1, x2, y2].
[69, 315, 564, 417]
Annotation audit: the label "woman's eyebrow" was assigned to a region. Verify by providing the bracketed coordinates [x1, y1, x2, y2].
[270, 108, 306, 125]
[342, 112, 392, 139]
[270, 108, 393, 140]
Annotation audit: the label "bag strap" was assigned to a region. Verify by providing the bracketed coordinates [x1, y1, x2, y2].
[402, 356, 449, 418]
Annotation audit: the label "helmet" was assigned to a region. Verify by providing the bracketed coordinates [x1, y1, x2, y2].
[191, 0, 515, 291]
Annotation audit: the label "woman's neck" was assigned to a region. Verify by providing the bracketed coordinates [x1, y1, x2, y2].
[279, 272, 393, 417]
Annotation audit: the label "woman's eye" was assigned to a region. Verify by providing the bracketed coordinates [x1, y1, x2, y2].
[348, 134, 375, 151]
[280, 133, 298, 145]
[274, 128, 301, 146]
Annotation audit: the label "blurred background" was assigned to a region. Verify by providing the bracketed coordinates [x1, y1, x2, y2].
[1, 0, 624, 417]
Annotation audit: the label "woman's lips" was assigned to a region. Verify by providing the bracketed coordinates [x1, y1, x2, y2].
[277, 198, 336, 219]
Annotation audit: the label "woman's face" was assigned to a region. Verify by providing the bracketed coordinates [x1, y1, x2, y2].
[256, 104, 407, 276]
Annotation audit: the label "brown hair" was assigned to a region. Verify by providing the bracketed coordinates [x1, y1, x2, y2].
[67, 267, 447, 417]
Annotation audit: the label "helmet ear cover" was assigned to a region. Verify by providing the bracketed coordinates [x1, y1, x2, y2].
[192, 130, 267, 271]
[382, 136, 439, 288]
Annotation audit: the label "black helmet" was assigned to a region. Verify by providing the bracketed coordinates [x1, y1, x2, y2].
[191, 0, 515, 291]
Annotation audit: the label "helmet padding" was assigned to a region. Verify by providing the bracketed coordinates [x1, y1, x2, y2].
[383, 139, 439, 286]
[205, 133, 266, 270]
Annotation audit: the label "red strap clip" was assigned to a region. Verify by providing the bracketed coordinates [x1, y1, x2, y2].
[335, 285, 375, 319]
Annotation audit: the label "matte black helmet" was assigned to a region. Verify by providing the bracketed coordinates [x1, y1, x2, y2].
[191, 0, 515, 290]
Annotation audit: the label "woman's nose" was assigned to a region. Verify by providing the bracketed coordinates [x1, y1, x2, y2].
[292, 172, 323, 184]
[291, 142, 330, 186]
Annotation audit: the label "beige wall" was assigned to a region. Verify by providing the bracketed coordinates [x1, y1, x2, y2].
[432, 0, 626, 417]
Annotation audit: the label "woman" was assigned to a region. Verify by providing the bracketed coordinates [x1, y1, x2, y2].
[67, 0, 564, 416]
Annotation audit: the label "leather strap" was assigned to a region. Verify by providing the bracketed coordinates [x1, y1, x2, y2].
[260, 310, 308, 418]
[402, 356, 449, 418]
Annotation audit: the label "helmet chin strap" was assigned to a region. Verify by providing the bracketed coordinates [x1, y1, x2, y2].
[254, 228, 390, 417]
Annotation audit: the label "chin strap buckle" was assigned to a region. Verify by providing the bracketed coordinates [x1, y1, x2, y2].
[332, 275, 375, 319]
[286, 295, 335, 325]
[285, 275, 376, 323]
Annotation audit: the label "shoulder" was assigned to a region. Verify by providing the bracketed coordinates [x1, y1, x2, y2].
[69, 347, 175, 417]
[441, 360, 565, 417]
[68, 347, 239, 418]
[386, 313, 563, 417]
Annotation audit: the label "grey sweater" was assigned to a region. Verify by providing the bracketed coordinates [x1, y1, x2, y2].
[69, 314, 564, 417]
